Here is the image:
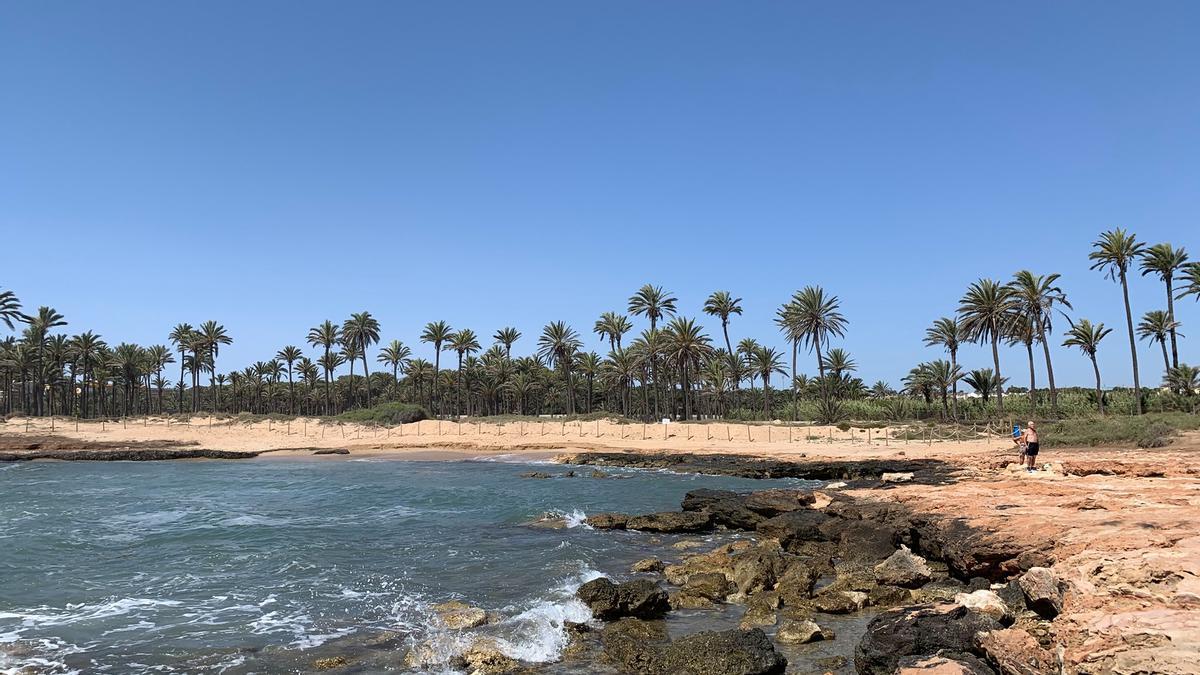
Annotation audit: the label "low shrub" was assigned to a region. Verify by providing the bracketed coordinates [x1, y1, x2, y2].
[337, 402, 428, 425]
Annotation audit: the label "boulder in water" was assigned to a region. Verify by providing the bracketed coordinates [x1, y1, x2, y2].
[433, 600, 489, 629]
[576, 577, 669, 620]
[627, 511, 713, 533]
[776, 618, 830, 644]
[631, 557, 665, 573]
[660, 628, 787, 675]
[519, 471, 551, 479]
[585, 512, 629, 529]
[600, 618, 670, 673]
[462, 639, 520, 674]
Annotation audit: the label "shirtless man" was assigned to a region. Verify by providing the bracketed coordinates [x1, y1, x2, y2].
[1016, 421, 1040, 472]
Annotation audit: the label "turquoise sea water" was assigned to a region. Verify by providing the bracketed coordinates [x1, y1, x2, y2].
[0, 458, 818, 674]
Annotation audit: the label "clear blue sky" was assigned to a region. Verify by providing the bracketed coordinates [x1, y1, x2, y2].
[2, 2, 1198, 388]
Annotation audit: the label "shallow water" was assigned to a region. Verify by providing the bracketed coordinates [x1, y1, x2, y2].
[0, 458, 821, 673]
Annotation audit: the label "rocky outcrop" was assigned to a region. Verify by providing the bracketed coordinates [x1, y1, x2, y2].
[627, 511, 713, 533]
[954, 589, 1012, 625]
[631, 557, 664, 573]
[756, 510, 829, 550]
[660, 628, 787, 675]
[584, 512, 629, 529]
[977, 627, 1057, 675]
[895, 654, 993, 674]
[461, 639, 520, 674]
[600, 618, 670, 672]
[1017, 567, 1064, 619]
[432, 600, 488, 629]
[874, 545, 933, 588]
[577, 577, 670, 620]
[519, 471, 551, 479]
[743, 489, 816, 516]
[564, 451, 933, 481]
[854, 603, 1002, 675]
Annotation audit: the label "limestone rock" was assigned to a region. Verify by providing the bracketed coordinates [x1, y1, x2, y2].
[632, 557, 665, 573]
[813, 589, 868, 614]
[977, 627, 1057, 675]
[743, 489, 816, 516]
[1017, 567, 1064, 619]
[756, 510, 830, 550]
[874, 545, 933, 588]
[627, 511, 713, 533]
[954, 589, 1012, 624]
[661, 628, 787, 675]
[776, 618, 830, 644]
[462, 639, 520, 674]
[577, 577, 670, 620]
[600, 618, 670, 673]
[585, 512, 629, 529]
[433, 600, 489, 629]
[895, 654, 993, 674]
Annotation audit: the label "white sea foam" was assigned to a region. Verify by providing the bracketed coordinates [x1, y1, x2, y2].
[0, 598, 181, 628]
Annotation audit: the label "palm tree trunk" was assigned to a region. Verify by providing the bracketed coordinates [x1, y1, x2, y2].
[722, 322, 733, 359]
[1166, 278, 1179, 368]
[361, 353, 371, 408]
[790, 339, 798, 421]
[1025, 341, 1036, 410]
[347, 358, 355, 410]
[1119, 271, 1143, 414]
[1159, 340, 1170, 377]
[949, 348, 959, 421]
[1033, 314, 1059, 415]
[1091, 355, 1105, 415]
[991, 334, 1005, 415]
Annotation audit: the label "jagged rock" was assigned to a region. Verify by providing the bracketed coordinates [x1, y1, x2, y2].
[867, 583, 913, 608]
[577, 577, 670, 620]
[682, 572, 735, 602]
[462, 639, 520, 674]
[627, 511, 713, 533]
[660, 628, 787, 675]
[895, 654, 993, 674]
[600, 618, 670, 673]
[632, 557, 665, 573]
[912, 577, 969, 603]
[775, 559, 819, 605]
[590, 469, 610, 478]
[813, 589, 868, 614]
[314, 656, 349, 670]
[954, 589, 1012, 625]
[728, 540, 787, 597]
[977, 628, 1056, 674]
[756, 510, 830, 550]
[1017, 567, 1064, 619]
[433, 600, 489, 629]
[874, 545, 933, 588]
[585, 512, 629, 529]
[854, 603, 1002, 675]
[743, 489, 816, 516]
[831, 521, 898, 563]
[670, 590, 716, 609]
[519, 471, 551, 479]
[776, 618, 831, 644]
[681, 488, 739, 511]
[740, 592, 780, 628]
[673, 539, 708, 551]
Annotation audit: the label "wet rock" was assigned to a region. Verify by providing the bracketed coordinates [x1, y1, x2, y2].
[631, 557, 665, 573]
[977, 627, 1056, 675]
[831, 521, 898, 563]
[954, 589, 1012, 625]
[739, 592, 780, 628]
[524, 512, 571, 529]
[313, 448, 350, 455]
[743, 489, 815, 516]
[756, 510, 830, 550]
[519, 471, 551, 479]
[670, 590, 717, 609]
[867, 583, 913, 608]
[462, 639, 520, 674]
[590, 469, 610, 478]
[672, 539, 707, 551]
[661, 628, 787, 675]
[585, 512, 629, 529]
[895, 654, 993, 674]
[813, 589, 868, 614]
[775, 559, 819, 605]
[706, 499, 766, 530]
[728, 540, 787, 597]
[776, 618, 830, 644]
[854, 602, 1002, 675]
[314, 656, 349, 670]
[874, 545, 933, 588]
[1017, 567, 1064, 619]
[681, 488, 739, 511]
[627, 511, 713, 533]
[563, 470, 576, 477]
[681, 572, 734, 602]
[577, 577, 670, 620]
[816, 655, 849, 671]
[433, 600, 489, 629]
[600, 618, 670, 673]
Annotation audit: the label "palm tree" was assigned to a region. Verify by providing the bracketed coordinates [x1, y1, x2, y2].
[923, 317, 963, 420]
[377, 339, 412, 399]
[1179, 263, 1200, 303]
[958, 279, 1017, 416]
[28, 307, 67, 416]
[276, 345, 303, 415]
[145, 344, 173, 414]
[925, 359, 964, 420]
[492, 327, 521, 358]
[1089, 229, 1146, 414]
[574, 351, 602, 413]
[749, 346, 786, 419]
[1006, 314, 1039, 409]
[1010, 271, 1071, 415]
[963, 368, 1002, 406]
[663, 317, 712, 420]
[1063, 318, 1113, 415]
[775, 299, 803, 419]
[68, 331, 107, 417]
[821, 348, 857, 379]
[787, 286, 847, 403]
[628, 284, 677, 331]
[447, 329, 481, 416]
[421, 321, 453, 413]
[703, 291, 743, 356]
[594, 312, 633, 351]
[198, 321, 231, 413]
[1166, 364, 1199, 398]
[0, 287, 22, 330]
[317, 350, 346, 413]
[342, 312, 381, 408]
[603, 347, 640, 416]
[307, 320, 340, 415]
[1139, 243, 1187, 369]
[537, 321, 582, 414]
[168, 323, 194, 414]
[1136, 310, 1181, 376]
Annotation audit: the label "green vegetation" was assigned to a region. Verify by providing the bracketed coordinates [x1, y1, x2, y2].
[0, 228, 1198, 429]
[1040, 413, 1200, 448]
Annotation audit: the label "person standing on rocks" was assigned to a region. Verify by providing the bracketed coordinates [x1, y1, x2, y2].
[1015, 421, 1040, 472]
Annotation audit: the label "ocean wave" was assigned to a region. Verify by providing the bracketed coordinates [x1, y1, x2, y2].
[490, 567, 601, 663]
[0, 597, 182, 628]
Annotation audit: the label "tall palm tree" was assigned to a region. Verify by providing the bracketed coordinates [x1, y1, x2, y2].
[377, 339, 412, 398]
[925, 359, 964, 420]
[1136, 310, 1180, 377]
[169, 323, 195, 413]
[0, 287, 22, 330]
[1006, 314, 1039, 408]
[1063, 318, 1113, 415]
[1089, 228, 1146, 414]
[69, 331, 108, 417]
[787, 286, 847, 394]
[663, 317, 712, 420]
[145, 344, 173, 414]
[447, 329, 481, 416]
[703, 291, 743, 357]
[198, 321, 231, 413]
[1010, 271, 1071, 415]
[342, 312, 381, 408]
[923, 317, 963, 420]
[420, 321, 453, 413]
[1166, 363, 1199, 397]
[276, 345, 303, 415]
[594, 312, 633, 351]
[28, 307, 67, 416]
[1139, 243, 1187, 369]
[775, 299, 803, 419]
[306, 321, 340, 415]
[628, 284, 677, 331]
[317, 350, 346, 413]
[574, 351, 602, 413]
[537, 321, 582, 414]
[492, 327, 521, 358]
[957, 279, 1017, 416]
[821, 348, 857, 379]
[1179, 263, 1200, 303]
[749, 346, 786, 419]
